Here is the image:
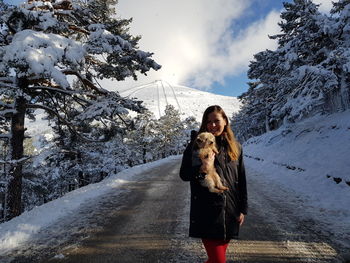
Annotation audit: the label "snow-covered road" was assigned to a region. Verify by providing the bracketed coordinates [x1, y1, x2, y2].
[0, 156, 348, 262]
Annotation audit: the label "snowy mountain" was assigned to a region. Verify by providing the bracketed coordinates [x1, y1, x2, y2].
[116, 80, 241, 120]
[24, 80, 241, 150]
[24, 81, 241, 153]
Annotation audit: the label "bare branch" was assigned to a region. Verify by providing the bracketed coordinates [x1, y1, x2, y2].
[0, 77, 15, 83]
[28, 86, 76, 95]
[52, 0, 72, 10]
[26, 0, 72, 11]
[68, 25, 89, 35]
[0, 102, 15, 108]
[0, 156, 30, 165]
[0, 134, 11, 139]
[0, 82, 17, 89]
[27, 103, 108, 143]
[28, 84, 94, 105]
[62, 70, 108, 95]
[115, 112, 130, 128]
[27, 78, 62, 88]
[0, 109, 16, 116]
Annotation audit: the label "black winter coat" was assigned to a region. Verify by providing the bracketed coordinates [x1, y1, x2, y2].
[179, 136, 248, 240]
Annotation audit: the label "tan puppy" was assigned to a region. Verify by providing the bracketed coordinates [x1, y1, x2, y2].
[194, 132, 229, 193]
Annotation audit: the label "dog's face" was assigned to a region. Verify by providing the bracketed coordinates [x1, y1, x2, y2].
[195, 132, 216, 149]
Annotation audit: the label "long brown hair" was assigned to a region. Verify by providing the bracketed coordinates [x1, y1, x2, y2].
[199, 105, 240, 161]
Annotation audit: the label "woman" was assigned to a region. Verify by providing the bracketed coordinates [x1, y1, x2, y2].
[179, 105, 248, 263]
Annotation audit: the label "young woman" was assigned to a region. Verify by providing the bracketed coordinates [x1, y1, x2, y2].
[179, 105, 248, 263]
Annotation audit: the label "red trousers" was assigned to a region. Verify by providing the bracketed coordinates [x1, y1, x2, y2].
[202, 238, 230, 263]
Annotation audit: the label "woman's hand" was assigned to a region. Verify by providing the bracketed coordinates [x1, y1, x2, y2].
[200, 151, 215, 173]
[237, 213, 245, 226]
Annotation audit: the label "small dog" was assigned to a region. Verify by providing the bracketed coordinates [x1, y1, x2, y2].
[193, 132, 229, 193]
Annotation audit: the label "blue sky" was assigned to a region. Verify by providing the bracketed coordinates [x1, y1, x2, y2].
[4, 0, 333, 97]
[206, 0, 287, 97]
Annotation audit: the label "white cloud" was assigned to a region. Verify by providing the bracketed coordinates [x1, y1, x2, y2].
[313, 0, 333, 13]
[103, 0, 281, 92]
[189, 10, 281, 88]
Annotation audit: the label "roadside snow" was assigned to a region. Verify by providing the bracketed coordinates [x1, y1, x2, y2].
[244, 110, 350, 247]
[0, 156, 178, 255]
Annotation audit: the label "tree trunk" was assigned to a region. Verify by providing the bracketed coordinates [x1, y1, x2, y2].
[143, 143, 147, 164]
[5, 78, 27, 221]
[340, 73, 350, 111]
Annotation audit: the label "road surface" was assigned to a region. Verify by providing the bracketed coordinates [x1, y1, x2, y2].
[4, 158, 348, 263]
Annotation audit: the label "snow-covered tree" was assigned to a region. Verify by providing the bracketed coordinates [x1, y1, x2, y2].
[0, 0, 160, 220]
[25, 132, 131, 207]
[267, 0, 337, 122]
[124, 110, 160, 164]
[232, 81, 275, 142]
[246, 48, 282, 127]
[331, 0, 350, 13]
[125, 109, 198, 164]
[327, 0, 350, 111]
[157, 105, 184, 158]
[181, 115, 199, 143]
[234, 0, 350, 142]
[19, 107, 196, 212]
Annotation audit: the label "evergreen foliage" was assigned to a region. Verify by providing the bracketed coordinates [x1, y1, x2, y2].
[19, 107, 197, 215]
[233, 0, 350, 141]
[158, 105, 184, 157]
[0, 0, 160, 221]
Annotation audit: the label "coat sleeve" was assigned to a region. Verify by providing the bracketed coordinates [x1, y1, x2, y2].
[179, 142, 201, 182]
[238, 147, 248, 215]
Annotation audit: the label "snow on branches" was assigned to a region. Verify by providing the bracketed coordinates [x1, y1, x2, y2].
[4, 29, 84, 88]
[0, 0, 160, 220]
[234, 0, 350, 141]
[0, 0, 161, 140]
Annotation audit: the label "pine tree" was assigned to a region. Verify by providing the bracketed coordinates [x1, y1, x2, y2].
[0, 0, 160, 220]
[331, 0, 350, 13]
[234, 0, 349, 141]
[327, 0, 350, 111]
[268, 0, 337, 122]
[158, 105, 184, 158]
[181, 116, 199, 143]
[232, 81, 275, 142]
[125, 110, 160, 164]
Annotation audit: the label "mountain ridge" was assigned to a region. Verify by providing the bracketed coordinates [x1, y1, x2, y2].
[117, 80, 241, 120]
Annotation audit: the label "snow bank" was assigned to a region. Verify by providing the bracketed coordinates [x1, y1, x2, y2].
[244, 110, 350, 239]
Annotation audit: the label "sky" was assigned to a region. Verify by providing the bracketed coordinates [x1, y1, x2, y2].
[4, 0, 333, 97]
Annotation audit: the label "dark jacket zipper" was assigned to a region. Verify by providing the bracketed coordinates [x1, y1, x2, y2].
[222, 152, 228, 240]
[223, 193, 227, 240]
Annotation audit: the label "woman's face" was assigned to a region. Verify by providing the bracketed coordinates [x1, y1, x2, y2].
[206, 112, 227, 137]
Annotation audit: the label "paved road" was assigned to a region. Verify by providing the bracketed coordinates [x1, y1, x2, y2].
[5, 158, 347, 262]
